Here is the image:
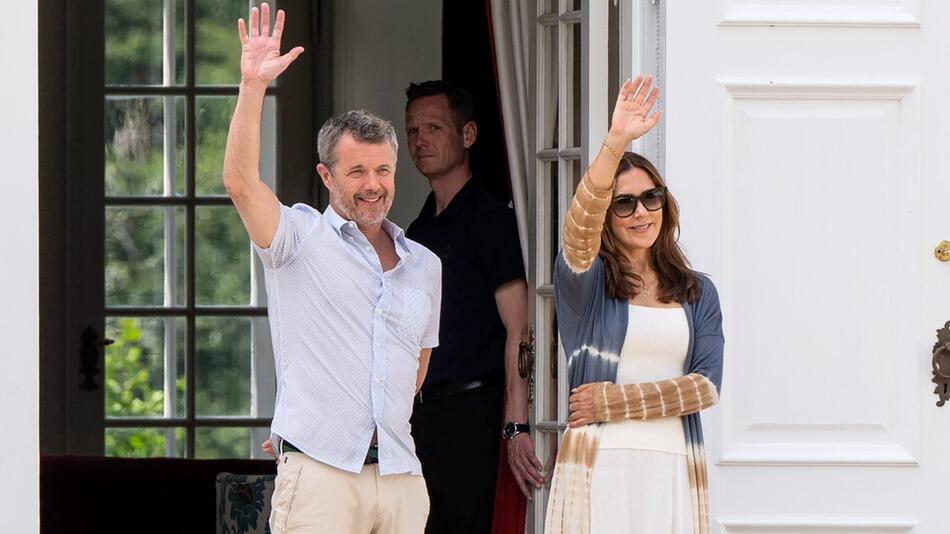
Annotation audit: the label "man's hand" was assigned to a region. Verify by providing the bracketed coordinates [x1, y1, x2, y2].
[262, 438, 277, 459]
[495, 280, 539, 498]
[416, 348, 432, 393]
[507, 433, 543, 500]
[609, 75, 661, 143]
[237, 3, 304, 87]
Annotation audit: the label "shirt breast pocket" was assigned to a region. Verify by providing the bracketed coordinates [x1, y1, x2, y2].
[391, 286, 432, 344]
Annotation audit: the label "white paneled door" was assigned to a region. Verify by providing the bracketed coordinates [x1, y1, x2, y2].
[666, 1, 950, 531]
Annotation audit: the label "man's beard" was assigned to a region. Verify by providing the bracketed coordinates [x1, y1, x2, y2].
[331, 188, 392, 228]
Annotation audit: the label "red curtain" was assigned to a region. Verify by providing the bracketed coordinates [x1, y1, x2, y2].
[491, 411, 528, 534]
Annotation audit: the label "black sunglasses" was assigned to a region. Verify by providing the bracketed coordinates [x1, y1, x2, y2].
[610, 187, 667, 218]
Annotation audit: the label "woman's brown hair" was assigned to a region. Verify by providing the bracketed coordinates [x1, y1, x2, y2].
[600, 152, 700, 303]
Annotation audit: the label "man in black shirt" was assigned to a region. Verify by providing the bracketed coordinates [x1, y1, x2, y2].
[405, 81, 542, 533]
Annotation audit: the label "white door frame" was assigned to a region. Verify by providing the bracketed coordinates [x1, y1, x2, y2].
[1, 1, 39, 531]
[527, 1, 660, 531]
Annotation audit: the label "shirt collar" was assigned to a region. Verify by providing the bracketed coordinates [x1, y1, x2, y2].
[382, 218, 412, 257]
[323, 203, 354, 236]
[324, 204, 412, 257]
[419, 175, 479, 221]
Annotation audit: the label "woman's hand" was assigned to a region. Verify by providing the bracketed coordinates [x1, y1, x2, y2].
[238, 3, 304, 88]
[568, 382, 603, 427]
[609, 75, 661, 144]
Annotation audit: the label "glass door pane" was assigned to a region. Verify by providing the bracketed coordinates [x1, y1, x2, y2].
[100, 0, 277, 458]
[105, 96, 186, 196]
[105, 0, 185, 86]
[530, 0, 606, 531]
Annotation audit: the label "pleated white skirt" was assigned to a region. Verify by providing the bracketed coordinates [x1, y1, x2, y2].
[589, 448, 694, 534]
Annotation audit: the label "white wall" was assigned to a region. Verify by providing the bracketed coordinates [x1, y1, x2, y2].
[332, 0, 442, 230]
[0, 0, 39, 531]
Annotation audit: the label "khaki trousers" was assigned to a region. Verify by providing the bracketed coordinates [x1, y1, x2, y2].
[269, 451, 429, 534]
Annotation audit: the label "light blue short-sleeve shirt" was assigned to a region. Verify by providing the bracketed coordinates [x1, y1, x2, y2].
[255, 203, 441, 476]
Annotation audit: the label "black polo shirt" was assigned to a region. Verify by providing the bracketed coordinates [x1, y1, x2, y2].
[407, 177, 526, 387]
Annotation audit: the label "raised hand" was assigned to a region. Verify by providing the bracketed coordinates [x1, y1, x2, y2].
[237, 3, 304, 87]
[609, 75, 661, 143]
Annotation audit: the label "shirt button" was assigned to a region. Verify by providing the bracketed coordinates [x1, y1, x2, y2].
[376, 378, 382, 384]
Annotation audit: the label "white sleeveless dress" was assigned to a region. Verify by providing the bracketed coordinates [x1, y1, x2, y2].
[589, 304, 695, 534]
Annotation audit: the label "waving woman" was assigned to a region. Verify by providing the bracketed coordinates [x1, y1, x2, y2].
[544, 76, 724, 534]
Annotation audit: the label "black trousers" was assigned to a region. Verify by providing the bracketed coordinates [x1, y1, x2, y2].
[411, 382, 504, 534]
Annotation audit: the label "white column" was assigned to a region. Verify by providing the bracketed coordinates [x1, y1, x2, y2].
[0, 0, 39, 530]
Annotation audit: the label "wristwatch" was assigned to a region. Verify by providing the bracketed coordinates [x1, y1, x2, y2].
[502, 421, 531, 440]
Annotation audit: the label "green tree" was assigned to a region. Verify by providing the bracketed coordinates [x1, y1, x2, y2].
[105, 317, 186, 457]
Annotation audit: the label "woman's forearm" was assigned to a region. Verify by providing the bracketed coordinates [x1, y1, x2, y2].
[561, 131, 628, 272]
[591, 373, 719, 422]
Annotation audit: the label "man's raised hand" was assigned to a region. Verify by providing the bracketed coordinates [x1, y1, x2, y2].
[237, 3, 304, 87]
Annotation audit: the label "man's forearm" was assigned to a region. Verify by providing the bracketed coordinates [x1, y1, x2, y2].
[504, 330, 530, 423]
[223, 82, 268, 196]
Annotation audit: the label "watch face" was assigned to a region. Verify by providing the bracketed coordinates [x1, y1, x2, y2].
[503, 423, 516, 439]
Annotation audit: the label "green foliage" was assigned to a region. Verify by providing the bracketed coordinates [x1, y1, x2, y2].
[105, 0, 174, 85]
[105, 0, 249, 87]
[105, 208, 167, 306]
[106, 428, 186, 458]
[105, 318, 175, 418]
[196, 317, 252, 417]
[195, 0, 247, 85]
[196, 98, 236, 195]
[195, 206, 251, 305]
[105, 317, 186, 457]
[105, 315, 259, 459]
[105, 97, 185, 197]
[197, 427, 252, 459]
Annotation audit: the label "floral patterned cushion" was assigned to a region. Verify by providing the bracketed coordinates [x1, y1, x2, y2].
[216, 472, 276, 534]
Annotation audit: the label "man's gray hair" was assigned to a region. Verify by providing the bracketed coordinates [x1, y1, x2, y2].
[317, 110, 398, 172]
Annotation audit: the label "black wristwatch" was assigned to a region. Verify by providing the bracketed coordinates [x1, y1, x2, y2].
[502, 422, 531, 440]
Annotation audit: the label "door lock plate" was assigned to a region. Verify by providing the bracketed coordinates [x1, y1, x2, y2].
[932, 321, 950, 406]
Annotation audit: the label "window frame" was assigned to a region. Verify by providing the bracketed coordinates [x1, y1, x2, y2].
[42, 0, 316, 458]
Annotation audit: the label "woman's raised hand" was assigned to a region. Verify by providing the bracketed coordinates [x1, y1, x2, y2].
[609, 75, 661, 143]
[237, 3, 304, 87]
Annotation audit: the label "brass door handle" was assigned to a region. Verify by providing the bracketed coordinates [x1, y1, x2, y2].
[518, 325, 534, 379]
[936, 241, 950, 262]
[932, 322, 950, 406]
[519, 325, 535, 407]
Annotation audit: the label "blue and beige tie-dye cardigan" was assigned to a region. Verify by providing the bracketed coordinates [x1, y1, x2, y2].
[544, 174, 725, 534]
